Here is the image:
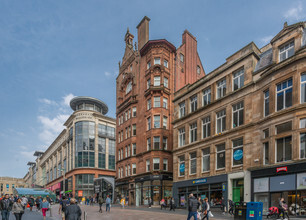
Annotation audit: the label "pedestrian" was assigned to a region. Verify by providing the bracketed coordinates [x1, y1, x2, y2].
[148, 197, 152, 208]
[59, 196, 70, 220]
[0, 194, 13, 220]
[120, 197, 125, 208]
[202, 198, 210, 220]
[169, 197, 175, 211]
[98, 196, 104, 213]
[65, 198, 81, 220]
[21, 196, 28, 210]
[40, 198, 50, 220]
[125, 196, 129, 206]
[28, 196, 34, 211]
[105, 195, 111, 212]
[12, 198, 24, 220]
[187, 193, 198, 220]
[228, 199, 234, 216]
[36, 196, 41, 211]
[160, 198, 165, 210]
[221, 197, 226, 215]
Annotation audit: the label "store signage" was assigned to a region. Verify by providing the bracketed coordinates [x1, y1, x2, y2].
[94, 185, 100, 193]
[222, 183, 226, 191]
[6, 184, 9, 189]
[180, 196, 185, 206]
[276, 166, 287, 173]
[233, 149, 243, 161]
[192, 178, 207, 185]
[179, 163, 185, 173]
[78, 191, 83, 197]
[152, 175, 160, 179]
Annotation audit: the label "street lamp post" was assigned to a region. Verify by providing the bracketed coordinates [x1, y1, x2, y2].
[58, 168, 65, 197]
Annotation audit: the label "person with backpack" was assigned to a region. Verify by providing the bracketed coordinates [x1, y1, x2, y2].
[187, 193, 198, 220]
[12, 198, 24, 220]
[228, 199, 234, 216]
[59, 196, 70, 220]
[98, 196, 104, 213]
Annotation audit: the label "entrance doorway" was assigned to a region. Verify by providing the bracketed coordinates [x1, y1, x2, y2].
[233, 179, 244, 202]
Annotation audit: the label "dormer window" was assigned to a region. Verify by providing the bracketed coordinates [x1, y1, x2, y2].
[154, 57, 161, 65]
[197, 65, 201, 74]
[126, 81, 132, 94]
[279, 41, 294, 62]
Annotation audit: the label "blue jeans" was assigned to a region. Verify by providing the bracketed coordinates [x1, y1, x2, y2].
[106, 203, 110, 212]
[187, 211, 197, 220]
[1, 210, 10, 220]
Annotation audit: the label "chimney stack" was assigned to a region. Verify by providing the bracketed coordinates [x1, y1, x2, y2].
[137, 16, 150, 50]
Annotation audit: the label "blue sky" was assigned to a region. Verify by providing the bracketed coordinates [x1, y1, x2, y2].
[0, 0, 305, 178]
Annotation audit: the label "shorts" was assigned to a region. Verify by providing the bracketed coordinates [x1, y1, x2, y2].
[42, 208, 48, 217]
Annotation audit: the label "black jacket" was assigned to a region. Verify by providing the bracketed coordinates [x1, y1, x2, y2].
[188, 196, 198, 212]
[65, 204, 82, 220]
[0, 199, 13, 211]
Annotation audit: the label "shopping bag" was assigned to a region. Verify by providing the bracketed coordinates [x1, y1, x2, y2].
[27, 203, 30, 208]
[197, 212, 201, 219]
[209, 211, 214, 217]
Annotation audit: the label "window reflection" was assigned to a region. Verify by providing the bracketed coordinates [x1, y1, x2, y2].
[75, 121, 95, 168]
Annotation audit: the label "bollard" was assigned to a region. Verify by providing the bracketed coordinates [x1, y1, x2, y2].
[49, 205, 52, 217]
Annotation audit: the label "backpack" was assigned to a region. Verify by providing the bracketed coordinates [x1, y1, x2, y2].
[61, 200, 69, 212]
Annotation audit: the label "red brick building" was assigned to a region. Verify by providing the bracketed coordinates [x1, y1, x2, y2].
[115, 16, 204, 206]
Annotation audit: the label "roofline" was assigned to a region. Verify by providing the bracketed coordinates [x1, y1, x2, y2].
[70, 96, 108, 115]
[140, 39, 176, 56]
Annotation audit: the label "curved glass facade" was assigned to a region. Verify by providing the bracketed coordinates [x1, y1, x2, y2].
[75, 121, 95, 168]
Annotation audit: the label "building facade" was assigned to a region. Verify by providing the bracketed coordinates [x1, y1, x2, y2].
[115, 16, 204, 206]
[172, 21, 306, 217]
[35, 97, 116, 199]
[0, 177, 26, 195]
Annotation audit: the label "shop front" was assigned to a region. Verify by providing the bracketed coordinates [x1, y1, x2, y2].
[172, 174, 227, 209]
[50, 182, 61, 196]
[251, 162, 306, 217]
[93, 176, 115, 202]
[134, 174, 173, 206]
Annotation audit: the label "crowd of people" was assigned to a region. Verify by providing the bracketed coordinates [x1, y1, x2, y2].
[0, 194, 84, 220]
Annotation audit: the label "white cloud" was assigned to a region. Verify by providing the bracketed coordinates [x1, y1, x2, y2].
[260, 35, 273, 45]
[104, 71, 111, 77]
[39, 98, 57, 105]
[38, 114, 70, 145]
[62, 93, 75, 107]
[284, 2, 305, 21]
[20, 151, 35, 161]
[19, 146, 28, 150]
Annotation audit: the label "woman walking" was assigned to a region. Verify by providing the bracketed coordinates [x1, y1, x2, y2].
[12, 198, 24, 220]
[40, 198, 50, 220]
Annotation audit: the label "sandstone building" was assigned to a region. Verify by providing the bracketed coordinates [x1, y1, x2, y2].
[115, 16, 204, 206]
[172, 21, 306, 217]
[0, 177, 26, 195]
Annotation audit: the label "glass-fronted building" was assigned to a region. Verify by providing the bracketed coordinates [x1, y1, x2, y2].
[38, 97, 116, 199]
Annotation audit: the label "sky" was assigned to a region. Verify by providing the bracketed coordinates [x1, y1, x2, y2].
[0, 0, 305, 178]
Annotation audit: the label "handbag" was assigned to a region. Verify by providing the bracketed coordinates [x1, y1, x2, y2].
[208, 211, 214, 217]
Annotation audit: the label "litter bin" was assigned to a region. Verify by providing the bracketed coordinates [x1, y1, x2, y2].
[246, 202, 263, 220]
[234, 202, 247, 220]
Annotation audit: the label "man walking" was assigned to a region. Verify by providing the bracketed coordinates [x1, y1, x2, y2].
[187, 193, 198, 220]
[59, 196, 70, 220]
[0, 194, 13, 220]
[65, 198, 81, 220]
[105, 195, 111, 212]
[98, 196, 104, 213]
